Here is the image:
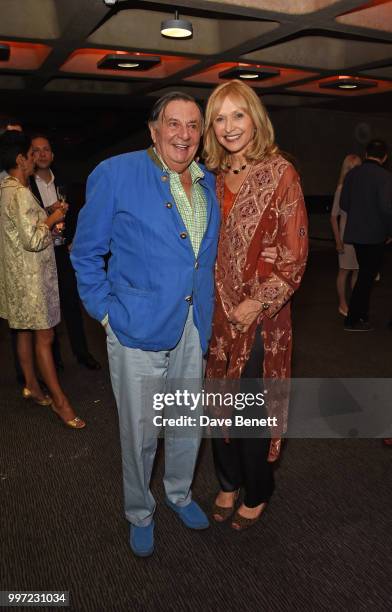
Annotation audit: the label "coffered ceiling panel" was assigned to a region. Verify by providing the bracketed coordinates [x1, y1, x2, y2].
[242, 35, 392, 70]
[87, 9, 279, 55]
[0, 41, 52, 70]
[0, 0, 60, 39]
[336, 0, 392, 33]
[185, 62, 317, 87]
[204, 0, 342, 15]
[60, 49, 199, 79]
[292, 74, 392, 94]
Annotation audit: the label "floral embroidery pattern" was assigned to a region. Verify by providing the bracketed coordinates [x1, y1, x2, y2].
[207, 156, 308, 432]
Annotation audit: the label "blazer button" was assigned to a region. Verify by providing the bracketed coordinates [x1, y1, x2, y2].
[185, 295, 193, 304]
[166, 202, 173, 209]
[180, 232, 187, 239]
[161, 175, 168, 182]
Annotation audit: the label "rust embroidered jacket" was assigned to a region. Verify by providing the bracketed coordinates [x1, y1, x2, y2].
[206, 155, 308, 431]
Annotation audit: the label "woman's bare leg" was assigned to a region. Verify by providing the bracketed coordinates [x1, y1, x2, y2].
[16, 330, 45, 399]
[336, 268, 350, 313]
[34, 328, 78, 422]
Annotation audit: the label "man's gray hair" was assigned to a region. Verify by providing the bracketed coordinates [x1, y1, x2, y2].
[148, 91, 204, 129]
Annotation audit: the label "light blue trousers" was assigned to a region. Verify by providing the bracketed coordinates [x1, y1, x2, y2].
[106, 307, 204, 526]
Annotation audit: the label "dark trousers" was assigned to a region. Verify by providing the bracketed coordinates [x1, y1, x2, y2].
[54, 245, 89, 359]
[211, 328, 274, 508]
[347, 243, 384, 325]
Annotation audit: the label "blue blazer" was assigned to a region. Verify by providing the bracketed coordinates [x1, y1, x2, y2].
[71, 149, 220, 353]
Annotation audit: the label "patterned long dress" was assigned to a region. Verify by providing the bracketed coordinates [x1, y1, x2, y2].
[0, 176, 60, 329]
[206, 154, 308, 432]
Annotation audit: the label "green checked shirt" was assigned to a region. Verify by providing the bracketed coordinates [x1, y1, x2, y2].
[154, 149, 207, 257]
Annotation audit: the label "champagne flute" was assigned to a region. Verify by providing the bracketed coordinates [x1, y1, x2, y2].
[55, 185, 67, 234]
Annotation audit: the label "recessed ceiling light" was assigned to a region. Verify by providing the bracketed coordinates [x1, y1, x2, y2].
[117, 62, 140, 68]
[161, 10, 193, 39]
[319, 77, 377, 91]
[218, 67, 280, 81]
[0, 43, 10, 61]
[97, 54, 161, 71]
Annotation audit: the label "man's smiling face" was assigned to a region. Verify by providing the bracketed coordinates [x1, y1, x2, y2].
[149, 99, 202, 174]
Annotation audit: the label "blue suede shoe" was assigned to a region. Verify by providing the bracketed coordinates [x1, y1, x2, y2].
[129, 520, 154, 557]
[166, 499, 209, 530]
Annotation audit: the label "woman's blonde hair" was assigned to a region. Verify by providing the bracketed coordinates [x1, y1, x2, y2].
[338, 154, 361, 185]
[203, 80, 278, 172]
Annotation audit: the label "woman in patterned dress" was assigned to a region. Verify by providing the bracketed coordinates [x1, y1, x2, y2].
[0, 131, 85, 428]
[203, 80, 308, 529]
[330, 154, 361, 316]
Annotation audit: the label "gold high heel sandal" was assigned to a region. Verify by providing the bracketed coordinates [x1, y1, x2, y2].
[22, 387, 53, 407]
[51, 403, 86, 429]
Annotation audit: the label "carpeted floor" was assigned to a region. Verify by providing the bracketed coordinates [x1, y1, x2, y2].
[0, 242, 391, 611]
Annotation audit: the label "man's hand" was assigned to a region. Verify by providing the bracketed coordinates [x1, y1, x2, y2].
[229, 298, 263, 333]
[261, 245, 277, 264]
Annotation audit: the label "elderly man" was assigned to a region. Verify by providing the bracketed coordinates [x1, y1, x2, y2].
[71, 93, 220, 556]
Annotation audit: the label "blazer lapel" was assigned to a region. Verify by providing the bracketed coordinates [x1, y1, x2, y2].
[30, 176, 45, 209]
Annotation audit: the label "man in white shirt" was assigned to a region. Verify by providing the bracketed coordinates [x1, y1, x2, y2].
[30, 135, 101, 370]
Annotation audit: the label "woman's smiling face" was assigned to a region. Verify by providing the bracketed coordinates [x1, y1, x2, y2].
[213, 95, 255, 156]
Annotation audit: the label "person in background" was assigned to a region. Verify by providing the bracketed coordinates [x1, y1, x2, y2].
[330, 154, 361, 317]
[204, 80, 308, 530]
[0, 131, 85, 429]
[342, 140, 392, 332]
[0, 117, 25, 384]
[30, 135, 101, 371]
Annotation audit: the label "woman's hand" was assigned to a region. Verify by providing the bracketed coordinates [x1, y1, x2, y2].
[261, 245, 277, 264]
[336, 240, 344, 254]
[267, 438, 282, 462]
[45, 203, 68, 229]
[229, 298, 263, 333]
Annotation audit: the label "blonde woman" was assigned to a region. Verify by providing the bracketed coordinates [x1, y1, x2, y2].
[330, 154, 362, 316]
[204, 80, 308, 530]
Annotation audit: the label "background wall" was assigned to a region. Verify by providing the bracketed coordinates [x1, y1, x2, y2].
[271, 107, 392, 195]
[59, 106, 392, 199]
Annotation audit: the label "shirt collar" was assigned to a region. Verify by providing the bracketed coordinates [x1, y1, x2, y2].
[149, 146, 204, 184]
[35, 169, 55, 185]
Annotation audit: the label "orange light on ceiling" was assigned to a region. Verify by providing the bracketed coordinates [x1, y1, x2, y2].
[60, 48, 198, 79]
[0, 40, 51, 70]
[291, 75, 392, 96]
[185, 62, 317, 87]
